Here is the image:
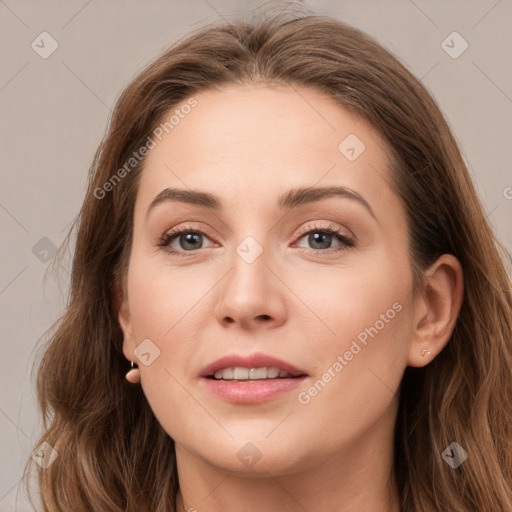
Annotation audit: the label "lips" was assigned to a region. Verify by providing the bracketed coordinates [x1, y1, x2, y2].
[200, 352, 307, 379]
[200, 353, 308, 404]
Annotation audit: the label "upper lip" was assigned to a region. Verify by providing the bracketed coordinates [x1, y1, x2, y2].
[200, 352, 308, 378]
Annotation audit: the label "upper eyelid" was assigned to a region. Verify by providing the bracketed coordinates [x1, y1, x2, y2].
[164, 221, 346, 236]
[162, 221, 353, 246]
[295, 222, 353, 238]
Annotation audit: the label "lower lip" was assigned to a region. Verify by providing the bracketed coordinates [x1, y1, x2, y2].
[201, 376, 307, 404]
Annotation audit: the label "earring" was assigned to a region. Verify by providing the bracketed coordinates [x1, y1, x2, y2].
[420, 349, 431, 357]
[125, 361, 140, 384]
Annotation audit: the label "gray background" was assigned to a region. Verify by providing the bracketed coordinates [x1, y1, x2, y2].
[1, 0, 511, 510]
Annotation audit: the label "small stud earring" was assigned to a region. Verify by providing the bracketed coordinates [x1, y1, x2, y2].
[420, 349, 431, 357]
[126, 361, 140, 384]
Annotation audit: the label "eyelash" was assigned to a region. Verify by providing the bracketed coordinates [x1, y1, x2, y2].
[157, 222, 355, 257]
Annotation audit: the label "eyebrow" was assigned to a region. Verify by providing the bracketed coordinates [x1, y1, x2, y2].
[145, 185, 376, 220]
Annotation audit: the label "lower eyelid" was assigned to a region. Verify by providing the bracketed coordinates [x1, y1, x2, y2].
[160, 232, 353, 257]
[295, 233, 353, 251]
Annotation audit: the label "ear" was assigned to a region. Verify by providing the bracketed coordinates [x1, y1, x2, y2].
[113, 279, 137, 363]
[407, 254, 464, 367]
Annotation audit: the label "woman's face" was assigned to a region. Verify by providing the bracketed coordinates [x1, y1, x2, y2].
[119, 84, 419, 476]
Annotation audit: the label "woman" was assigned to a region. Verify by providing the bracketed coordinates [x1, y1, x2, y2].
[23, 11, 512, 512]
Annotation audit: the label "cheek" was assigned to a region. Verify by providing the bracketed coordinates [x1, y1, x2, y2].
[296, 306, 409, 446]
[125, 263, 202, 440]
[289, 251, 412, 413]
[126, 255, 209, 341]
[124, 257, 207, 409]
[286, 248, 412, 346]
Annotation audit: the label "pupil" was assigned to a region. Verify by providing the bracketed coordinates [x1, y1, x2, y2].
[181, 233, 201, 250]
[310, 232, 331, 249]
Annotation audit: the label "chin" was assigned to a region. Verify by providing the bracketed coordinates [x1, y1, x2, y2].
[190, 436, 315, 477]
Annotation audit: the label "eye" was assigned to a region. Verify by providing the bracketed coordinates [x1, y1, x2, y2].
[157, 222, 355, 257]
[157, 224, 216, 257]
[294, 223, 355, 253]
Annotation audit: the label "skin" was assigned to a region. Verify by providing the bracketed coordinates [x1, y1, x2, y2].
[117, 84, 463, 512]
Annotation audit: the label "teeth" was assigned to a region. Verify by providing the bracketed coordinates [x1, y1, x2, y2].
[249, 368, 266, 379]
[267, 367, 280, 378]
[222, 367, 233, 379]
[233, 367, 249, 379]
[213, 367, 294, 380]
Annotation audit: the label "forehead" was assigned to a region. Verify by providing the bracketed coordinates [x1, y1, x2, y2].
[135, 84, 395, 216]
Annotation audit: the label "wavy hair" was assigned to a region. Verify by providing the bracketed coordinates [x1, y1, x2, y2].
[23, 9, 512, 512]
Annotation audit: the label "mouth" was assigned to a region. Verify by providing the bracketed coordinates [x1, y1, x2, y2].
[200, 352, 308, 380]
[200, 352, 308, 404]
[205, 366, 306, 381]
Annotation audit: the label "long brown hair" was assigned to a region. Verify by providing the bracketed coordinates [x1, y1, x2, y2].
[23, 10, 512, 512]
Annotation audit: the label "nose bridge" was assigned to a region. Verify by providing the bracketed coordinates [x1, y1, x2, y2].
[214, 230, 287, 328]
[227, 234, 269, 308]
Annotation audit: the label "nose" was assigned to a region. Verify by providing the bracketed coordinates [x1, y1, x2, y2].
[214, 245, 287, 331]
